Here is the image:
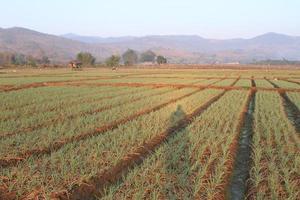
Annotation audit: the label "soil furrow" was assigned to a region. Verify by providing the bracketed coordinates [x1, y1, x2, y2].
[50, 90, 227, 200]
[230, 76, 241, 86]
[0, 87, 206, 168]
[226, 89, 256, 200]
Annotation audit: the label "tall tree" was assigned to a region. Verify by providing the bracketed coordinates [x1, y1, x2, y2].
[140, 50, 156, 63]
[122, 49, 138, 66]
[76, 52, 96, 66]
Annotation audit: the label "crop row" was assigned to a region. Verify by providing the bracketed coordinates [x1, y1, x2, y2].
[1, 86, 140, 119]
[98, 90, 248, 199]
[1, 86, 151, 122]
[0, 86, 148, 132]
[0, 75, 132, 92]
[287, 92, 300, 111]
[0, 76, 85, 85]
[0, 71, 152, 86]
[212, 78, 239, 86]
[50, 79, 300, 93]
[1, 86, 86, 110]
[84, 77, 205, 85]
[0, 88, 223, 198]
[265, 78, 300, 133]
[248, 91, 299, 199]
[0, 86, 178, 157]
[235, 79, 252, 87]
[254, 79, 275, 88]
[1, 80, 219, 158]
[0, 87, 172, 141]
[273, 80, 300, 89]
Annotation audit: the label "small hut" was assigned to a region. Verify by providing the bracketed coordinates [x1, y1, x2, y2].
[69, 60, 82, 70]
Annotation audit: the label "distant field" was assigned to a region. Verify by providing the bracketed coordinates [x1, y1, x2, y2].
[0, 68, 299, 200]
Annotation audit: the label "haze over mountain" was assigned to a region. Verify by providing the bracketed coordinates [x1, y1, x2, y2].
[1, 27, 300, 64]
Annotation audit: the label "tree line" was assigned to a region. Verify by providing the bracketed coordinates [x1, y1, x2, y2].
[0, 52, 50, 67]
[76, 49, 167, 67]
[0, 49, 167, 68]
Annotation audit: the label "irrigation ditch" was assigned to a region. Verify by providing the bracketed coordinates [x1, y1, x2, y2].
[226, 89, 256, 200]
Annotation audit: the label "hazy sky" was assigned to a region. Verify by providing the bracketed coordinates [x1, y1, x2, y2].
[1, 0, 299, 38]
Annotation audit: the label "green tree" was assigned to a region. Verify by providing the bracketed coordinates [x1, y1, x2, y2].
[105, 55, 120, 67]
[140, 50, 156, 63]
[122, 49, 138, 66]
[76, 52, 96, 66]
[157, 55, 167, 64]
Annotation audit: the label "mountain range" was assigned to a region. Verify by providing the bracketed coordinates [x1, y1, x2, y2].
[1, 27, 300, 64]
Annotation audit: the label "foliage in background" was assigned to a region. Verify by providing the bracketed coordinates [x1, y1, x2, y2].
[76, 52, 96, 66]
[105, 55, 120, 67]
[0, 52, 51, 66]
[140, 50, 156, 63]
[157, 55, 167, 64]
[122, 49, 138, 66]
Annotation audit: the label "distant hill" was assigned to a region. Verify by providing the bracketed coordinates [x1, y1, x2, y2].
[63, 32, 300, 63]
[61, 33, 137, 44]
[1, 27, 300, 64]
[0, 27, 113, 63]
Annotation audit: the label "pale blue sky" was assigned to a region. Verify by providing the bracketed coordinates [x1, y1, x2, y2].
[1, 0, 299, 38]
